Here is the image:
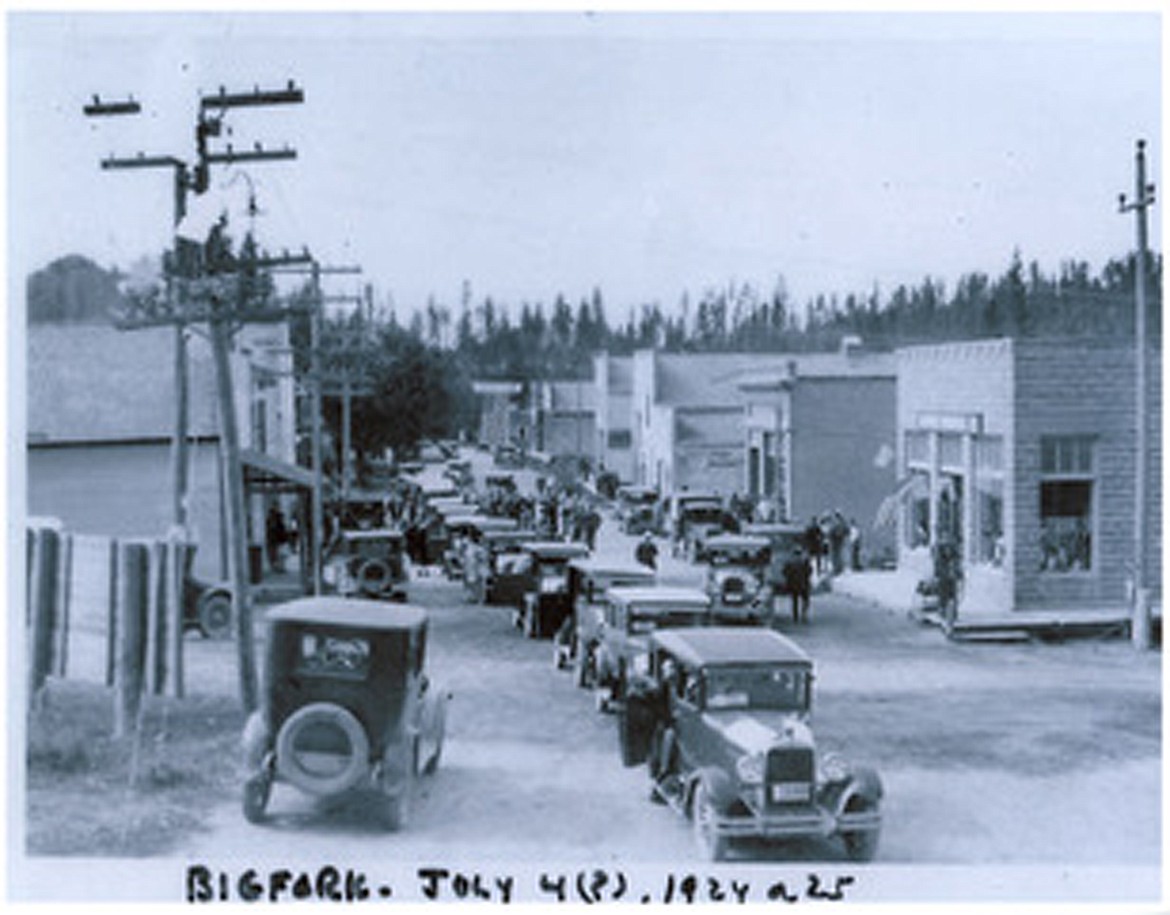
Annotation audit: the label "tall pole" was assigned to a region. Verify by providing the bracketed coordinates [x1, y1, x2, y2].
[1119, 139, 1156, 650]
[170, 165, 191, 529]
[310, 263, 325, 595]
[342, 373, 353, 507]
[209, 295, 258, 711]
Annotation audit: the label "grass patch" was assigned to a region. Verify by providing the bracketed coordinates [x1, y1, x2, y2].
[25, 679, 247, 856]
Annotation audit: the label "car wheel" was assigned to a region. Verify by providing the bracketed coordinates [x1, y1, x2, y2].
[841, 796, 881, 861]
[691, 781, 729, 862]
[198, 591, 233, 640]
[242, 772, 272, 824]
[274, 703, 370, 796]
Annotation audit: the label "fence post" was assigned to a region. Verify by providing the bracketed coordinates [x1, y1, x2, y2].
[27, 521, 61, 711]
[52, 532, 73, 678]
[165, 531, 188, 699]
[107, 538, 120, 687]
[113, 540, 149, 738]
[145, 540, 166, 695]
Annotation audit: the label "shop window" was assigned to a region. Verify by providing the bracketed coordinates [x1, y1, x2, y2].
[1038, 436, 1094, 573]
[976, 478, 1004, 566]
[607, 429, 631, 449]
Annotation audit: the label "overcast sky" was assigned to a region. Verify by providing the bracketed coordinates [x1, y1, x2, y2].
[9, 10, 1161, 322]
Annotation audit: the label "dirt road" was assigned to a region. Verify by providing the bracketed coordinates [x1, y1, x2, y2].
[178, 510, 1159, 886]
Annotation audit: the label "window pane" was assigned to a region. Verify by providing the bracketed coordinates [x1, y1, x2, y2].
[1039, 480, 1092, 572]
[939, 433, 963, 468]
[976, 478, 1004, 566]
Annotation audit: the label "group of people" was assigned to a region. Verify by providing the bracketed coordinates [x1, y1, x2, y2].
[802, 510, 862, 576]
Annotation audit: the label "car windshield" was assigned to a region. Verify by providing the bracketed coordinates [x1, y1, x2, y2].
[683, 506, 723, 523]
[711, 550, 765, 566]
[628, 610, 706, 634]
[704, 666, 808, 711]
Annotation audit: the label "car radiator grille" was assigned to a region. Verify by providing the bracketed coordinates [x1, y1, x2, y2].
[766, 747, 815, 806]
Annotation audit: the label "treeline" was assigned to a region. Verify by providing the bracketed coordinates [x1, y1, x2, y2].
[393, 250, 1161, 381]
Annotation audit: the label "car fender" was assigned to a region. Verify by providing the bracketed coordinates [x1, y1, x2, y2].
[688, 766, 736, 815]
[241, 710, 270, 773]
[418, 683, 449, 772]
[830, 765, 884, 819]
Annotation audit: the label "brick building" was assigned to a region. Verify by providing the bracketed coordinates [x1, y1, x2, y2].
[895, 337, 1161, 616]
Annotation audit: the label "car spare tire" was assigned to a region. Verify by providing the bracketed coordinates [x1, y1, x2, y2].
[275, 702, 370, 796]
[357, 559, 394, 597]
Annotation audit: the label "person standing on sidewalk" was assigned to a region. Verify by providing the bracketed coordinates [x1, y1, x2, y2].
[783, 546, 812, 623]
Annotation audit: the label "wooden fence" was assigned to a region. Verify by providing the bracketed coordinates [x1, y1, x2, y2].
[27, 518, 194, 735]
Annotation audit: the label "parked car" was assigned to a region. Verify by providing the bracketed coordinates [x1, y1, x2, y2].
[183, 574, 233, 639]
[493, 444, 525, 469]
[616, 485, 660, 534]
[470, 529, 538, 605]
[593, 586, 711, 711]
[742, 522, 806, 570]
[441, 513, 493, 581]
[323, 528, 408, 602]
[514, 541, 591, 638]
[702, 534, 772, 624]
[668, 493, 729, 559]
[619, 627, 883, 861]
[556, 558, 657, 683]
[241, 598, 448, 829]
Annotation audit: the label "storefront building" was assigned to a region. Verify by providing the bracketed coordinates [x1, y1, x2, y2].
[896, 337, 1161, 616]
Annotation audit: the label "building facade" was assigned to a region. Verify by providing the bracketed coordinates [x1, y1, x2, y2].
[592, 353, 634, 481]
[738, 347, 897, 563]
[896, 337, 1161, 615]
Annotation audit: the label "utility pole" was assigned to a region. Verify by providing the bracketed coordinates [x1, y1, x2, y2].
[1119, 138, 1156, 650]
[87, 81, 305, 712]
[85, 81, 302, 534]
[271, 263, 363, 594]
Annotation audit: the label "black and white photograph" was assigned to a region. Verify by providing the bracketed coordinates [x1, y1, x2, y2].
[8, 7, 1163, 906]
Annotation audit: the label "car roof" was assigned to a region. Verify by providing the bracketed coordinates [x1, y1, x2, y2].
[703, 534, 770, 550]
[468, 516, 519, 532]
[268, 597, 427, 631]
[743, 522, 805, 535]
[568, 557, 657, 578]
[607, 586, 711, 608]
[523, 541, 591, 558]
[342, 528, 403, 541]
[484, 528, 536, 542]
[652, 627, 811, 666]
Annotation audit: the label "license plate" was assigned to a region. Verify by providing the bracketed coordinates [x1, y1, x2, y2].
[771, 783, 811, 803]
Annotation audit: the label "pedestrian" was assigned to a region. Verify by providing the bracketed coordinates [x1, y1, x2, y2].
[782, 546, 812, 623]
[265, 505, 287, 572]
[584, 507, 601, 551]
[829, 511, 848, 575]
[932, 538, 962, 629]
[848, 518, 861, 571]
[636, 532, 659, 570]
[803, 516, 824, 575]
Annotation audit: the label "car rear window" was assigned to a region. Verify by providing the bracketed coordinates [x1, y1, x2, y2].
[298, 633, 371, 679]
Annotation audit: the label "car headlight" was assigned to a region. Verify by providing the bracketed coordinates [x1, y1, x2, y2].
[631, 653, 650, 675]
[736, 753, 765, 785]
[820, 751, 851, 783]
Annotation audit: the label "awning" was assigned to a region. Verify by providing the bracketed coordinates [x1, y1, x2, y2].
[874, 473, 929, 530]
[240, 448, 319, 493]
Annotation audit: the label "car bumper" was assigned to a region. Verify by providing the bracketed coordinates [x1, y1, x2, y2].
[711, 805, 881, 839]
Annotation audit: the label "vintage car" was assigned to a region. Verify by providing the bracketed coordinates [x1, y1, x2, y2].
[458, 516, 520, 594]
[493, 444, 525, 469]
[440, 512, 493, 581]
[593, 586, 712, 711]
[619, 627, 883, 861]
[702, 534, 772, 624]
[322, 528, 408, 602]
[183, 574, 234, 639]
[241, 598, 447, 829]
[555, 558, 658, 683]
[742, 522, 806, 567]
[470, 529, 539, 605]
[616, 485, 660, 535]
[672, 494, 730, 560]
[514, 541, 591, 639]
